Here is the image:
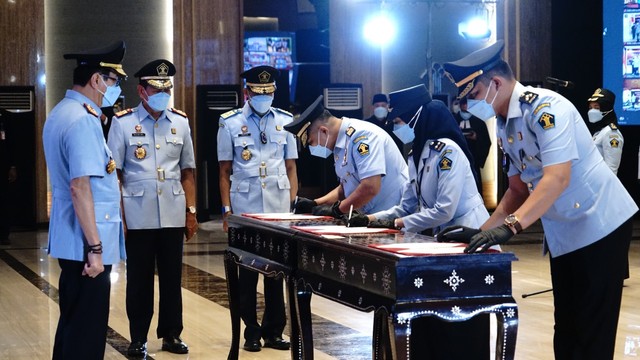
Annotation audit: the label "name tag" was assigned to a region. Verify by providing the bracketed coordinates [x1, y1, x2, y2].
[132, 133, 146, 137]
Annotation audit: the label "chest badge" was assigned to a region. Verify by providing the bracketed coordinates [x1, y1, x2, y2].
[241, 147, 252, 161]
[241, 125, 248, 134]
[106, 158, 116, 174]
[171, 128, 177, 134]
[135, 146, 147, 159]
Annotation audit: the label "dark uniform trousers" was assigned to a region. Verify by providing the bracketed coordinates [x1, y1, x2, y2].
[53, 259, 112, 360]
[126, 227, 184, 342]
[239, 267, 286, 341]
[550, 218, 633, 360]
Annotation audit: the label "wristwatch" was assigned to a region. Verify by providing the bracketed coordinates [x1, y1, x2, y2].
[222, 205, 232, 215]
[504, 214, 523, 234]
[186, 206, 197, 214]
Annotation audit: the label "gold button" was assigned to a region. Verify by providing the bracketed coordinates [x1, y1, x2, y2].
[105, 214, 110, 220]
[346, 172, 351, 177]
[261, 183, 266, 189]
[261, 161, 266, 166]
[173, 139, 177, 144]
[508, 136, 514, 143]
[527, 183, 533, 188]
[137, 141, 141, 145]
[574, 202, 580, 208]
[527, 156, 533, 160]
[154, 123, 159, 128]
[158, 189, 162, 195]
[156, 144, 160, 149]
[242, 141, 247, 146]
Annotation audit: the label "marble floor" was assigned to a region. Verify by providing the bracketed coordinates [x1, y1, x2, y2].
[1, 219, 640, 359]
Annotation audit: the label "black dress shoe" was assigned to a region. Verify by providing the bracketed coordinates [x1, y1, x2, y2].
[127, 341, 147, 357]
[263, 336, 290, 350]
[162, 336, 189, 354]
[243, 339, 262, 352]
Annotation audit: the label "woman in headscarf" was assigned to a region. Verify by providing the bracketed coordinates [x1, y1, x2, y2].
[346, 84, 491, 360]
[586, 88, 623, 175]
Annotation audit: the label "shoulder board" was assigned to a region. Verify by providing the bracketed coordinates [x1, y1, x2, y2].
[345, 126, 356, 137]
[429, 140, 445, 152]
[83, 103, 99, 118]
[519, 91, 539, 105]
[115, 108, 136, 118]
[273, 108, 293, 117]
[221, 108, 242, 120]
[609, 123, 618, 130]
[169, 108, 188, 118]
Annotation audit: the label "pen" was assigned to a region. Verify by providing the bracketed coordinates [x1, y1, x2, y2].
[347, 204, 354, 227]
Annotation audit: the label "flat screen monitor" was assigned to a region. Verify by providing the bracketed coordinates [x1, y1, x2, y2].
[243, 31, 295, 71]
[604, 0, 640, 125]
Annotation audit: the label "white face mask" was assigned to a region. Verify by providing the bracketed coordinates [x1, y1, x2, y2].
[373, 106, 388, 119]
[460, 111, 472, 120]
[587, 108, 613, 123]
[452, 104, 460, 114]
[392, 106, 422, 144]
[467, 81, 498, 121]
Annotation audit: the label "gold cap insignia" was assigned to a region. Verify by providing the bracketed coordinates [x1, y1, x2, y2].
[258, 71, 271, 83]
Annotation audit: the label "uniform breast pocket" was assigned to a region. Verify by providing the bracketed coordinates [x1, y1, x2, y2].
[129, 138, 150, 161]
[233, 136, 255, 159]
[165, 135, 184, 158]
[269, 133, 287, 159]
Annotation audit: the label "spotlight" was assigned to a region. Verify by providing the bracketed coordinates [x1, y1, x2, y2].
[363, 13, 397, 47]
[458, 17, 491, 40]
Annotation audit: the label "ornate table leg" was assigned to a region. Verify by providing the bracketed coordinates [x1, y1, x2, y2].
[287, 275, 304, 359]
[372, 308, 394, 360]
[293, 280, 314, 359]
[224, 250, 240, 360]
[495, 303, 518, 360]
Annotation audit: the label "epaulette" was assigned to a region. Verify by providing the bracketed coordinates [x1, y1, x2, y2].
[221, 108, 242, 120]
[83, 103, 99, 118]
[273, 108, 293, 117]
[429, 140, 445, 152]
[519, 91, 539, 105]
[609, 123, 618, 130]
[345, 126, 356, 137]
[169, 108, 188, 118]
[115, 108, 136, 118]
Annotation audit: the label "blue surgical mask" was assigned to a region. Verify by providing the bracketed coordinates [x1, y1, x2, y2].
[144, 90, 171, 112]
[460, 111, 472, 120]
[392, 106, 422, 144]
[373, 106, 388, 119]
[467, 81, 499, 121]
[98, 76, 121, 107]
[309, 129, 332, 158]
[250, 95, 274, 115]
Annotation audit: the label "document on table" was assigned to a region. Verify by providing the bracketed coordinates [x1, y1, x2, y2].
[291, 225, 400, 235]
[242, 213, 333, 221]
[369, 242, 501, 256]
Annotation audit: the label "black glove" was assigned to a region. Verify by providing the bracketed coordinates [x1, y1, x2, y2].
[368, 218, 396, 229]
[312, 201, 343, 218]
[435, 226, 481, 243]
[344, 212, 369, 227]
[292, 197, 317, 214]
[465, 225, 514, 253]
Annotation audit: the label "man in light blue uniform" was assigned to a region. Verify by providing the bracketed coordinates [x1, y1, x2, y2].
[217, 65, 298, 352]
[439, 40, 638, 360]
[287, 95, 409, 217]
[43, 41, 127, 360]
[107, 59, 197, 357]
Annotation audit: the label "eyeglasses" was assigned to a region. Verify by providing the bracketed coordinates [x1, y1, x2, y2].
[102, 74, 122, 87]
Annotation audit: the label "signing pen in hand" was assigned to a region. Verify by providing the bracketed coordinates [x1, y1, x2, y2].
[347, 204, 354, 227]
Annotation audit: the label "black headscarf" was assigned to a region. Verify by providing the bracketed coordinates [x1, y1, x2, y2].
[406, 100, 479, 183]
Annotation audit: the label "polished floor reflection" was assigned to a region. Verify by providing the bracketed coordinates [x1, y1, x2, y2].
[1, 219, 640, 359]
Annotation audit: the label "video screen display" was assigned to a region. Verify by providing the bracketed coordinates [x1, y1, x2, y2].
[604, 0, 640, 124]
[243, 32, 295, 71]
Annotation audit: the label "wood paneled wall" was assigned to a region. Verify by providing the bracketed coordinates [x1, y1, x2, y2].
[0, 0, 46, 223]
[173, 0, 243, 134]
